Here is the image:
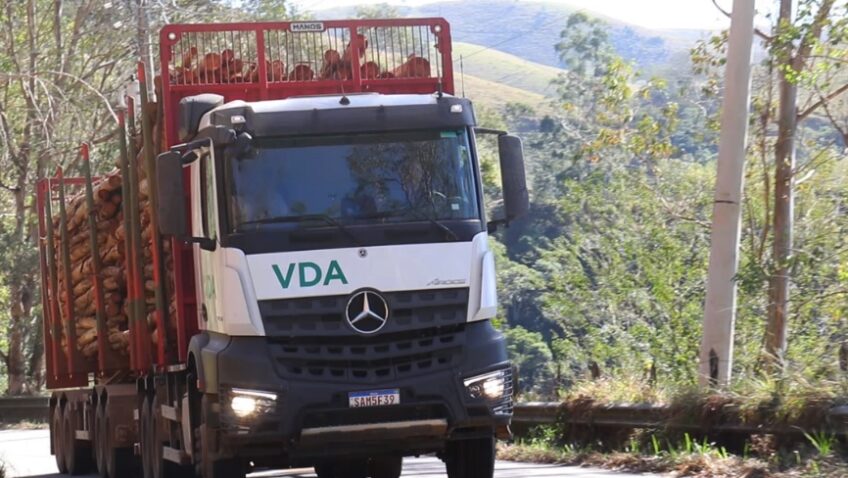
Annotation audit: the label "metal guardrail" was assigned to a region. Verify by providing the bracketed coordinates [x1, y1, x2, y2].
[0, 396, 50, 423]
[0, 398, 845, 434]
[512, 402, 848, 437]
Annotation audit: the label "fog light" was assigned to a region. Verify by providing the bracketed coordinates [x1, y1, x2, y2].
[229, 388, 277, 419]
[464, 369, 508, 401]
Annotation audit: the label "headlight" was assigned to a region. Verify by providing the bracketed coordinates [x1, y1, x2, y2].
[464, 369, 508, 401]
[229, 388, 277, 419]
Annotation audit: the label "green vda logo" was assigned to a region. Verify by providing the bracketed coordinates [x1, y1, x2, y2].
[272, 260, 348, 289]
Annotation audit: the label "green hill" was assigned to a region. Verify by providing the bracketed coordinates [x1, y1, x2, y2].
[458, 74, 552, 113]
[453, 42, 563, 97]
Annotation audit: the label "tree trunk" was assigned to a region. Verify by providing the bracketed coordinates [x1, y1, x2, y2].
[765, 0, 796, 370]
[764, 0, 836, 371]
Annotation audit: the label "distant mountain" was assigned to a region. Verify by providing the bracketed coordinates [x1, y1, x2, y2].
[315, 0, 711, 70]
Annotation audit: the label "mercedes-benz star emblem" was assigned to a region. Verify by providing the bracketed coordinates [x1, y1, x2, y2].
[345, 290, 389, 334]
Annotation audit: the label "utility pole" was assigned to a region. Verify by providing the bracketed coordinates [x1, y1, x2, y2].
[699, 0, 756, 388]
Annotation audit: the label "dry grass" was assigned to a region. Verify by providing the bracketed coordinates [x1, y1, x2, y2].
[511, 374, 848, 476]
[553, 373, 848, 433]
[498, 442, 848, 478]
[0, 420, 48, 431]
[561, 375, 674, 405]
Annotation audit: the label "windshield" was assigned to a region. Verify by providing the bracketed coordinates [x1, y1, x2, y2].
[227, 130, 480, 233]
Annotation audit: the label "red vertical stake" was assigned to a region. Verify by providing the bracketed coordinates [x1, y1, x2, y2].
[351, 26, 363, 92]
[257, 28, 269, 100]
[138, 61, 169, 368]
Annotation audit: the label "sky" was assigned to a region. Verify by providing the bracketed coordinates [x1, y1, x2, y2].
[292, 0, 778, 31]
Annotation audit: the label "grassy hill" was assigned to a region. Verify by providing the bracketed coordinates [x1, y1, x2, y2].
[453, 42, 563, 96]
[459, 74, 553, 114]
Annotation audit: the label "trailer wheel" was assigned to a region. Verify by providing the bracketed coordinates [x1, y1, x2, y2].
[105, 404, 136, 478]
[368, 456, 402, 478]
[94, 404, 107, 477]
[63, 404, 93, 475]
[444, 436, 495, 478]
[52, 405, 68, 474]
[140, 396, 155, 478]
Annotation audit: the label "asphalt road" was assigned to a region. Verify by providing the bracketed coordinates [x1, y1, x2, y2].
[0, 429, 662, 478]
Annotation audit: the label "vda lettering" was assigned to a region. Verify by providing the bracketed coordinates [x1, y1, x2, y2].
[272, 260, 348, 289]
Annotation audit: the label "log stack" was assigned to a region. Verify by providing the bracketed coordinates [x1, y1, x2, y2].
[52, 141, 176, 361]
[170, 38, 432, 85]
[53, 172, 125, 358]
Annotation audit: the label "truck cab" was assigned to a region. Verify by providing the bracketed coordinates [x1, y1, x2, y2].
[160, 83, 528, 476]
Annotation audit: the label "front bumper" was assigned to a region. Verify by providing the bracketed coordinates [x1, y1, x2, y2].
[210, 320, 512, 460]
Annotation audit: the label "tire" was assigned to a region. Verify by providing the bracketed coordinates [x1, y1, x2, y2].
[445, 437, 495, 478]
[314, 459, 367, 478]
[140, 396, 155, 478]
[105, 404, 137, 478]
[141, 395, 175, 478]
[369, 456, 402, 478]
[204, 458, 245, 478]
[63, 404, 94, 475]
[198, 394, 245, 478]
[95, 404, 107, 477]
[52, 405, 68, 474]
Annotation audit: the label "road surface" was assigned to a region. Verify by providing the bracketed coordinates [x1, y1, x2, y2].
[0, 429, 662, 478]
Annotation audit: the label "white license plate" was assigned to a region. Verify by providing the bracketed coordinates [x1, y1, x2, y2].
[348, 389, 401, 408]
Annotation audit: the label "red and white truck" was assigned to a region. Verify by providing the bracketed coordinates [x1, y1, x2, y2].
[37, 18, 528, 478]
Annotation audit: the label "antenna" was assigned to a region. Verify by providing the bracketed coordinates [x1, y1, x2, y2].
[434, 24, 444, 98]
[460, 54, 465, 98]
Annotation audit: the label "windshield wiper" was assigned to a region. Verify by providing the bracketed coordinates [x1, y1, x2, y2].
[237, 214, 361, 245]
[356, 208, 459, 241]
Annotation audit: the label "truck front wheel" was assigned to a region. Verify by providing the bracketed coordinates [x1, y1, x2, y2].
[444, 436, 496, 478]
[368, 456, 402, 478]
[314, 459, 367, 478]
[197, 394, 245, 478]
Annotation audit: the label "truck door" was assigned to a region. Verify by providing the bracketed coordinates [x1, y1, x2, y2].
[192, 149, 225, 333]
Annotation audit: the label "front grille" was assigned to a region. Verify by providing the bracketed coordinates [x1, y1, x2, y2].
[259, 288, 469, 383]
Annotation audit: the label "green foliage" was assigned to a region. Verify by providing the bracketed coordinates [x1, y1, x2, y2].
[804, 431, 836, 457]
[504, 326, 555, 397]
[492, 3, 848, 400]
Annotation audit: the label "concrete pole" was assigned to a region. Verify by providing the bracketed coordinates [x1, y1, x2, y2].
[699, 0, 756, 388]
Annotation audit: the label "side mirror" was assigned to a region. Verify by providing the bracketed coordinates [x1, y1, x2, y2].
[498, 134, 529, 222]
[156, 151, 187, 237]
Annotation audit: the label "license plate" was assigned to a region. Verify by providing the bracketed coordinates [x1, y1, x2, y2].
[348, 389, 400, 408]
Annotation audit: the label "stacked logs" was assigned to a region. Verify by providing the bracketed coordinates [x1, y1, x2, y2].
[170, 34, 432, 85]
[53, 173, 126, 358]
[52, 144, 177, 361]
